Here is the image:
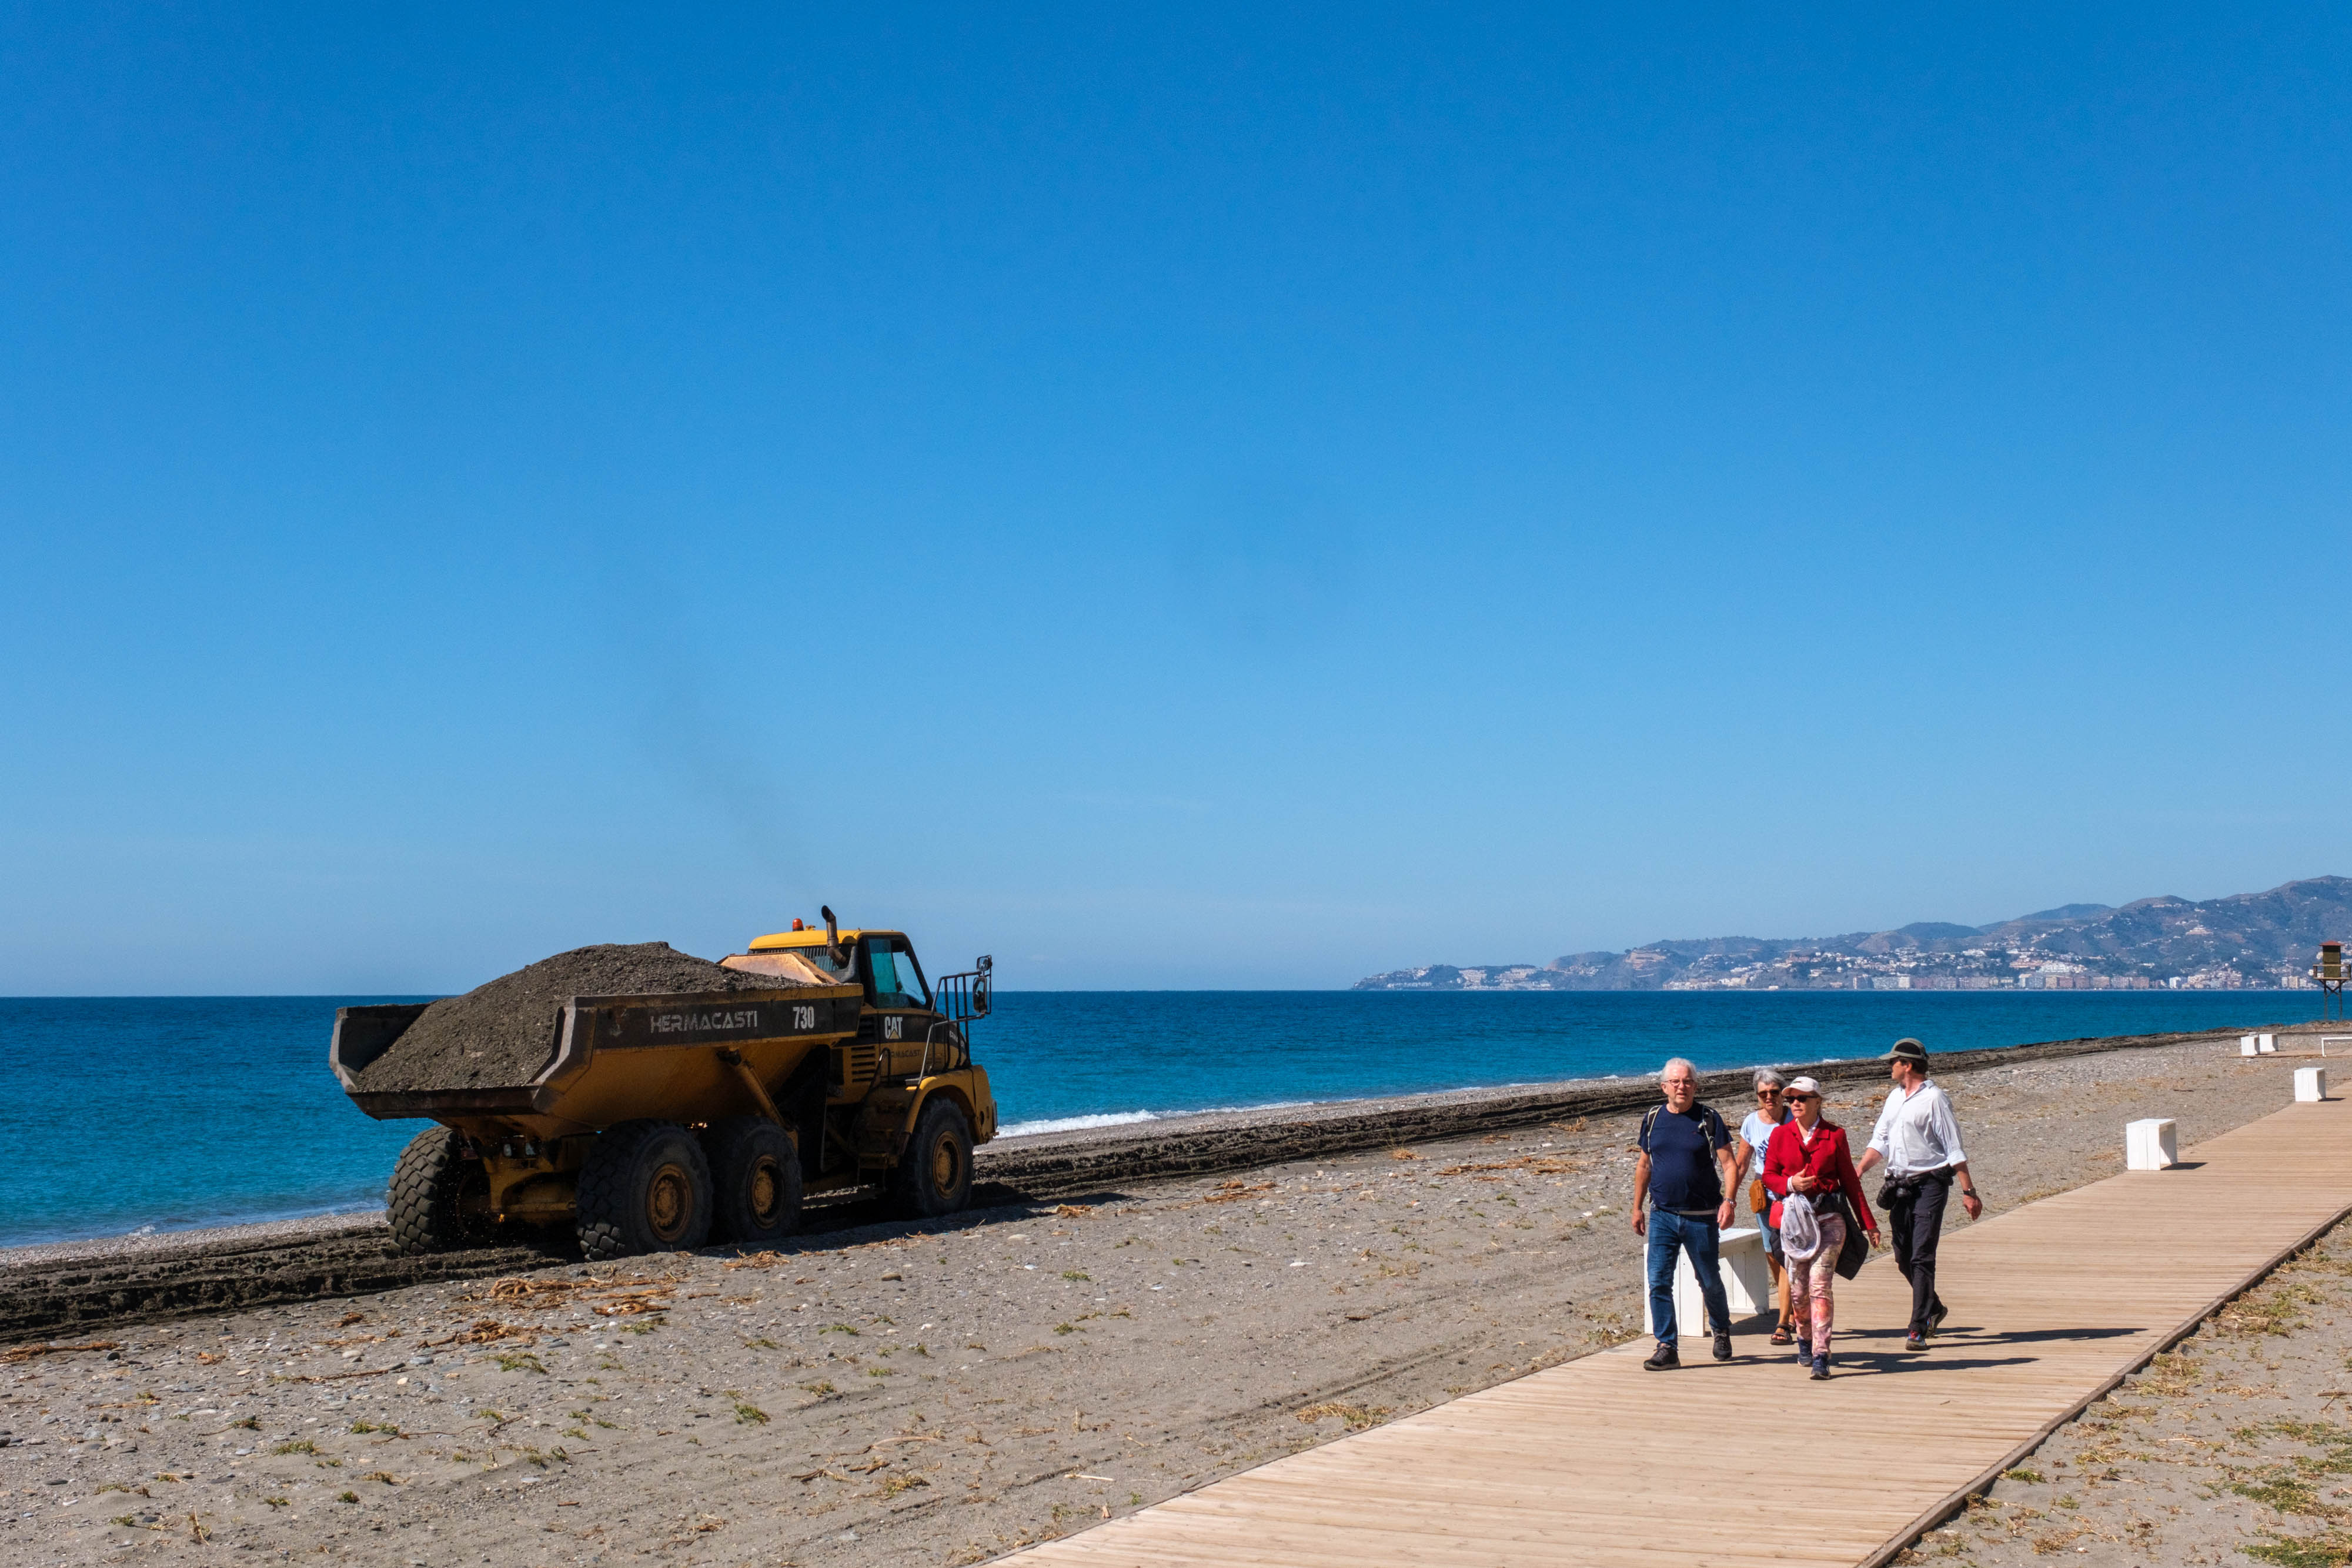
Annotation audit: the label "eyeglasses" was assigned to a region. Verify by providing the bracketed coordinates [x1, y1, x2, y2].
[1789, 1094, 1820, 1102]
[1757, 1089, 1782, 1099]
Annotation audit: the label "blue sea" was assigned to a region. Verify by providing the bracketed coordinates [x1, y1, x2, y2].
[0, 991, 2311, 1248]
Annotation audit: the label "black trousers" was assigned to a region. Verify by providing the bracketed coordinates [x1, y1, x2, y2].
[1885, 1172, 1950, 1334]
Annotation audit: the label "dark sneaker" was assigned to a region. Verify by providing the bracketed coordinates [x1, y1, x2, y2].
[1712, 1331, 1732, 1362]
[1810, 1354, 1830, 1380]
[1905, 1330, 1929, 1351]
[1643, 1342, 1679, 1370]
[1796, 1339, 1812, 1365]
[1929, 1301, 1950, 1337]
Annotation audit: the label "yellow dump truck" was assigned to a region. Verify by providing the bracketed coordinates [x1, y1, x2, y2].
[331, 912, 995, 1260]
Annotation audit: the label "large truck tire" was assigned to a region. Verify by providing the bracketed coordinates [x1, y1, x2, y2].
[890, 1098, 974, 1219]
[575, 1121, 714, 1261]
[387, 1126, 493, 1255]
[703, 1116, 803, 1247]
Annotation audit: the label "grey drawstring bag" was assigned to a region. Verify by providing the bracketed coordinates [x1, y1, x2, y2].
[1779, 1192, 1822, 1261]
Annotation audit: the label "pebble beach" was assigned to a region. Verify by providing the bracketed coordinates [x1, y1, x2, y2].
[0, 1027, 2325, 1566]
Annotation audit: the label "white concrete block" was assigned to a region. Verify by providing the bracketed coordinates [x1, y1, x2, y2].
[1717, 1226, 1772, 1314]
[2242, 1035, 2261, 1057]
[1642, 1251, 1709, 1338]
[2126, 1118, 2178, 1170]
[1642, 1226, 1773, 1336]
[2260, 1033, 2279, 1054]
[2297, 1066, 2328, 1103]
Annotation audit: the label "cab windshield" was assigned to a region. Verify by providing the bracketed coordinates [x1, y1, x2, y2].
[793, 943, 856, 983]
[864, 939, 930, 1008]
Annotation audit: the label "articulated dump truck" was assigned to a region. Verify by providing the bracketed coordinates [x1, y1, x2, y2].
[330, 912, 996, 1261]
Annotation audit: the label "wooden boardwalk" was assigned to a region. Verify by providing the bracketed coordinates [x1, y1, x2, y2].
[1004, 1095, 2352, 1568]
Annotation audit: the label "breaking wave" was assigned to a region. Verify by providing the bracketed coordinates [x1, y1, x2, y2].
[995, 1110, 1161, 1137]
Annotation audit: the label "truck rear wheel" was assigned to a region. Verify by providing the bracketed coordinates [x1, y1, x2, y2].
[890, 1098, 974, 1218]
[575, 1121, 714, 1261]
[387, 1126, 493, 1255]
[704, 1117, 803, 1246]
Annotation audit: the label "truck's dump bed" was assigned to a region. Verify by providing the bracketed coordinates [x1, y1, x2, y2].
[330, 942, 861, 1124]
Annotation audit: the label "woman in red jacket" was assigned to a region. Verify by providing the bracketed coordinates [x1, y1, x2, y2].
[1762, 1075, 1880, 1380]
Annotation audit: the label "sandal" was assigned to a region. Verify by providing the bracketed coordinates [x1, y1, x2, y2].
[1769, 1324, 1794, 1346]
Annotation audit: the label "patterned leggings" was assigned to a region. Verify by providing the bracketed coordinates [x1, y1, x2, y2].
[1788, 1213, 1845, 1354]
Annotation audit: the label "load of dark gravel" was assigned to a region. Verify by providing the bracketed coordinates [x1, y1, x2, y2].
[355, 942, 806, 1094]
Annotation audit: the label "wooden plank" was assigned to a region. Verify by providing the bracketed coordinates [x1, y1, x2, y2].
[1000, 1098, 2352, 1568]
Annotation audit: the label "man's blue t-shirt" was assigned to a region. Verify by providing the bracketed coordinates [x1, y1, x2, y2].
[1640, 1102, 1731, 1212]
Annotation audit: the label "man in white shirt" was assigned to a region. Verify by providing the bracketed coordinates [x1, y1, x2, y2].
[1857, 1038, 1982, 1351]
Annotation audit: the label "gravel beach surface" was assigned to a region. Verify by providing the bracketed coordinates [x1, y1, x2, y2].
[1922, 1209, 2352, 1567]
[1, 1029, 2328, 1566]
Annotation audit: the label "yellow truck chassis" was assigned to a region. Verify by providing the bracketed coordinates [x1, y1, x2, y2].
[332, 924, 995, 1260]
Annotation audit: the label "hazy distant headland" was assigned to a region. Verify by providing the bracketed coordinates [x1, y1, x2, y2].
[1356, 876, 2352, 993]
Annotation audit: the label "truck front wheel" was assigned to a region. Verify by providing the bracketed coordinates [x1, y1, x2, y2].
[575, 1121, 714, 1261]
[890, 1098, 974, 1218]
[387, 1126, 494, 1255]
[704, 1117, 803, 1247]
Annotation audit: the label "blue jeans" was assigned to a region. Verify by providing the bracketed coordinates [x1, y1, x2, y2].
[1646, 1209, 1731, 1348]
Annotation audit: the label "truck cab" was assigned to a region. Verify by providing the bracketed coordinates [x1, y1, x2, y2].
[739, 925, 948, 1084]
[726, 915, 997, 1208]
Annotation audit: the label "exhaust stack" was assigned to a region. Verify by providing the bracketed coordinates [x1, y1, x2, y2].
[820, 904, 847, 971]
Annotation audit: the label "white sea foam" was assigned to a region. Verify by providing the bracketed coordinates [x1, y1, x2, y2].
[995, 1099, 1334, 1138]
[996, 1110, 1161, 1138]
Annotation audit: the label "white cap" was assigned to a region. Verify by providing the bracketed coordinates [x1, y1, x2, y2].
[1785, 1076, 1822, 1096]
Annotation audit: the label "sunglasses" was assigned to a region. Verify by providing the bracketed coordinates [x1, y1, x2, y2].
[1757, 1089, 1782, 1098]
[1788, 1093, 1820, 1102]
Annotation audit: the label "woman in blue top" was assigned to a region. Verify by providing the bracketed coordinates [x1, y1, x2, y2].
[1733, 1069, 1798, 1345]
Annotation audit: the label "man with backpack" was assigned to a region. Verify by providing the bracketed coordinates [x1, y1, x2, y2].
[1632, 1057, 1742, 1369]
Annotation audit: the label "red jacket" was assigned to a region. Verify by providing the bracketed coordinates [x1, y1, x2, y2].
[1762, 1119, 1877, 1234]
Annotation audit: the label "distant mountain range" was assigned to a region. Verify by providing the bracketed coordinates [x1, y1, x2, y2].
[1354, 876, 2352, 992]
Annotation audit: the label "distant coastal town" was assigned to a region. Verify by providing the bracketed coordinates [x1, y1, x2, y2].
[1355, 875, 2351, 992]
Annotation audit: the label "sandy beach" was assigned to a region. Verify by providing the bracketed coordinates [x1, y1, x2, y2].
[0, 1028, 2323, 1566]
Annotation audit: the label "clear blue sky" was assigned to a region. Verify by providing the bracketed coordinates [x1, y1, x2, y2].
[5, 6, 2348, 994]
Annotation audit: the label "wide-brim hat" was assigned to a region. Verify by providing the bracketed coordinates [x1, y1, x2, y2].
[1885, 1037, 1929, 1064]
